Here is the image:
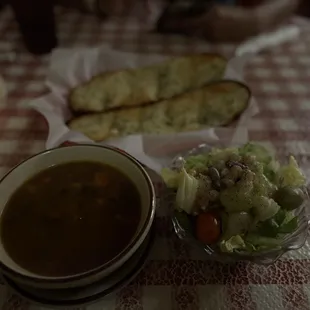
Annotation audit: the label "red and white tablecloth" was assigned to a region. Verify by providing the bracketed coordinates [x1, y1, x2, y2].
[1, 6, 310, 310]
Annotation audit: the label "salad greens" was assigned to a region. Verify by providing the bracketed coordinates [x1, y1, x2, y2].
[175, 169, 199, 214]
[278, 156, 306, 187]
[162, 142, 307, 254]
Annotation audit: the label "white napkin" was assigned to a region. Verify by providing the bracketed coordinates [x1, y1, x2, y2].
[235, 24, 300, 56]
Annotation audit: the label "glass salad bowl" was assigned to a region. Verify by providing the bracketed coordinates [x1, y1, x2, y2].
[164, 143, 310, 265]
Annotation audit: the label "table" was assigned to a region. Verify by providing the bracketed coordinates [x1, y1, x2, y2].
[1, 6, 310, 310]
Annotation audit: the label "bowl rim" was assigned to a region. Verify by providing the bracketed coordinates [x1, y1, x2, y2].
[0, 144, 156, 283]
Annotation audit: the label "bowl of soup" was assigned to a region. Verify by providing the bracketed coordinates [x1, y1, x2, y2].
[0, 144, 155, 289]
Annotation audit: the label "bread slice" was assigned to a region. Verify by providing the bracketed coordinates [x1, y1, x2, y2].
[68, 80, 251, 142]
[69, 54, 227, 113]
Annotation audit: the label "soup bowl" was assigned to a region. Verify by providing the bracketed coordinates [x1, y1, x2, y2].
[0, 144, 156, 289]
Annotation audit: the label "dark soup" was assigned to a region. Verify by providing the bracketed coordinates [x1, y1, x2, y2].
[1, 161, 141, 277]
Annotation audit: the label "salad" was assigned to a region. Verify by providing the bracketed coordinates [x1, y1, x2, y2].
[162, 143, 307, 254]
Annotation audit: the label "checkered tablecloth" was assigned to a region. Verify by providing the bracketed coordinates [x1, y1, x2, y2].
[1, 5, 310, 310]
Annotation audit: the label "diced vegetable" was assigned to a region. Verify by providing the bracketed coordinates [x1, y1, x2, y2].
[93, 172, 108, 187]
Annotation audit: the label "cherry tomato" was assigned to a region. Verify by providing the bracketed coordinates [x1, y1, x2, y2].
[196, 212, 221, 245]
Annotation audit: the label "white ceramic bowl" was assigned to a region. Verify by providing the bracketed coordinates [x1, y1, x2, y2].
[0, 145, 156, 289]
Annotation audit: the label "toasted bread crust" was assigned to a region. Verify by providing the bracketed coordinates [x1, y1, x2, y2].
[69, 54, 227, 113]
[68, 80, 251, 142]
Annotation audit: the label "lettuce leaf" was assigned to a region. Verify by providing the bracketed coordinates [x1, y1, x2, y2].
[273, 209, 287, 226]
[245, 234, 281, 249]
[222, 212, 253, 240]
[264, 160, 280, 183]
[161, 168, 180, 189]
[256, 219, 280, 238]
[184, 154, 210, 172]
[238, 143, 281, 183]
[278, 216, 298, 234]
[239, 142, 272, 165]
[220, 235, 246, 253]
[277, 156, 306, 187]
[252, 196, 280, 222]
[175, 169, 199, 214]
[183, 148, 237, 170]
[255, 210, 298, 237]
[207, 147, 239, 163]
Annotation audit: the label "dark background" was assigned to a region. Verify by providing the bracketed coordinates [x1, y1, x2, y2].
[0, 0, 309, 17]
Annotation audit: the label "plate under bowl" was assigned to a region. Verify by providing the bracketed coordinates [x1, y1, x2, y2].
[0, 144, 156, 289]
[3, 222, 155, 307]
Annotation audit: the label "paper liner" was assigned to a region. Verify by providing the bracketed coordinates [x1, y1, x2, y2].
[30, 45, 257, 172]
